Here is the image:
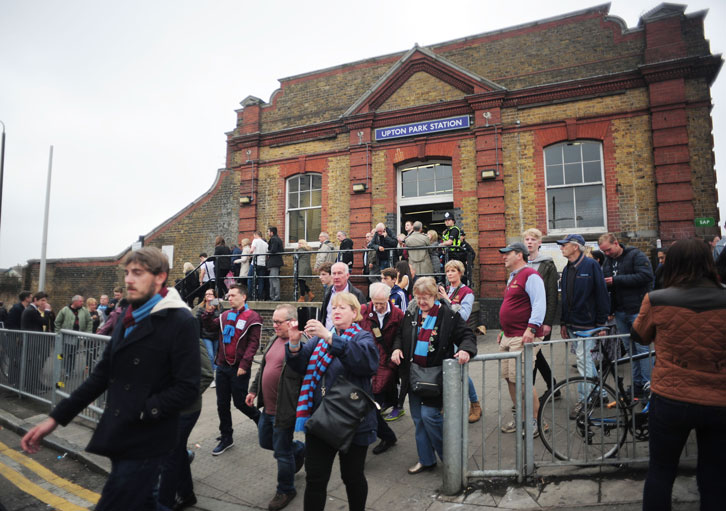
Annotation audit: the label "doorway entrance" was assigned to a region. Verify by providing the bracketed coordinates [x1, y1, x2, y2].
[399, 204, 454, 237]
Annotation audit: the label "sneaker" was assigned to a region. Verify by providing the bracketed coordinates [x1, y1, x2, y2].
[268, 491, 296, 511]
[212, 437, 234, 456]
[173, 492, 197, 510]
[530, 419, 548, 438]
[385, 407, 405, 422]
[187, 449, 195, 464]
[210, 379, 216, 388]
[569, 401, 585, 420]
[501, 420, 517, 433]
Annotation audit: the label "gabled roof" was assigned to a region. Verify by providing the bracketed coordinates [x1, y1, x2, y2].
[342, 44, 505, 117]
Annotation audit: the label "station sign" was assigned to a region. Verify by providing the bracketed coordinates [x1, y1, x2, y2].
[374, 115, 470, 141]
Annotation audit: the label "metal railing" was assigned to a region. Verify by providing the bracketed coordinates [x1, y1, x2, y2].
[442, 332, 697, 494]
[0, 329, 110, 423]
[175, 244, 460, 302]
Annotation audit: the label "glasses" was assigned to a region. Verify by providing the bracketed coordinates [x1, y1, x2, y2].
[272, 319, 290, 326]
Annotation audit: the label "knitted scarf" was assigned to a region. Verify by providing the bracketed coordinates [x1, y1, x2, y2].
[222, 304, 249, 344]
[294, 323, 362, 432]
[122, 287, 168, 338]
[413, 301, 441, 367]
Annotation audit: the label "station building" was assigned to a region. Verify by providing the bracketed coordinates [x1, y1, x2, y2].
[19, 3, 723, 325]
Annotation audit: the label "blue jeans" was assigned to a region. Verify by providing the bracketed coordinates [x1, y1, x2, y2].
[202, 338, 218, 372]
[468, 377, 478, 403]
[643, 394, 726, 511]
[409, 393, 443, 467]
[258, 412, 304, 494]
[215, 365, 260, 438]
[157, 410, 201, 509]
[95, 456, 164, 511]
[615, 311, 652, 389]
[568, 327, 604, 401]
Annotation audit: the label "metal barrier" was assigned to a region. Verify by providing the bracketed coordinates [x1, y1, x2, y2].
[0, 329, 110, 423]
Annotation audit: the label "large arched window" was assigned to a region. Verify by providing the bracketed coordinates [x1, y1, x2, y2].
[286, 173, 322, 245]
[544, 141, 606, 233]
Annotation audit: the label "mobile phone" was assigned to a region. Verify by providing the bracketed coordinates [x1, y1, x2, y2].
[297, 306, 319, 327]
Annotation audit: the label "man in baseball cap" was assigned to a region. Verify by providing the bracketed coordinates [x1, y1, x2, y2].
[556, 234, 586, 247]
[498, 242, 529, 258]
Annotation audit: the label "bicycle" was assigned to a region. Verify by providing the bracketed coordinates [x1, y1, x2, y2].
[537, 328, 652, 462]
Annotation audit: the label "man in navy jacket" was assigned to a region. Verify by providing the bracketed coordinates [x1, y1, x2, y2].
[558, 234, 610, 411]
[22, 247, 199, 511]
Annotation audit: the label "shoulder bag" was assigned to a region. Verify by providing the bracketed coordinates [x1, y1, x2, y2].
[305, 374, 378, 453]
[408, 318, 443, 398]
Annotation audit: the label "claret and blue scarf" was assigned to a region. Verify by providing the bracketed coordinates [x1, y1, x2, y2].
[294, 323, 362, 432]
[413, 301, 441, 367]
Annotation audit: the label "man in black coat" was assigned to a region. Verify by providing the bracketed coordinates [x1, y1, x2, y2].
[6, 291, 32, 329]
[22, 247, 199, 511]
[20, 292, 51, 332]
[267, 227, 284, 301]
[336, 230, 354, 272]
[319, 262, 365, 329]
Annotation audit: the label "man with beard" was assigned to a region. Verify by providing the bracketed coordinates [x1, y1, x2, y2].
[21, 247, 199, 511]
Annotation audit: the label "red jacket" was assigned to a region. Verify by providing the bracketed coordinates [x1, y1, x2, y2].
[360, 303, 404, 394]
[214, 306, 262, 372]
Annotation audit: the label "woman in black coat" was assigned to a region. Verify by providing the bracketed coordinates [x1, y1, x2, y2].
[391, 277, 477, 474]
[213, 236, 232, 298]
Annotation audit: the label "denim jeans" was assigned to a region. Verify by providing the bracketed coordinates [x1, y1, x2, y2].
[268, 267, 280, 301]
[95, 456, 164, 511]
[202, 338, 218, 372]
[216, 365, 260, 438]
[258, 412, 304, 494]
[568, 327, 604, 401]
[157, 410, 201, 509]
[468, 377, 478, 403]
[643, 394, 726, 511]
[615, 311, 652, 389]
[409, 393, 443, 467]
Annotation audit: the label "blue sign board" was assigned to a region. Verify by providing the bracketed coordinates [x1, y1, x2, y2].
[374, 115, 470, 141]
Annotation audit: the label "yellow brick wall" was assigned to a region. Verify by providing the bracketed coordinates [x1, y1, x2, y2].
[371, 150, 390, 223]
[324, 155, 351, 235]
[688, 107, 719, 222]
[379, 72, 467, 112]
[256, 164, 283, 235]
[501, 130, 537, 240]
[257, 134, 349, 162]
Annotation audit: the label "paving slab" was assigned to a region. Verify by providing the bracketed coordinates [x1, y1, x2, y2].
[498, 486, 540, 509]
[535, 479, 599, 508]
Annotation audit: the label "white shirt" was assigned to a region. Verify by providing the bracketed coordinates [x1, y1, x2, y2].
[251, 238, 268, 267]
[200, 260, 215, 282]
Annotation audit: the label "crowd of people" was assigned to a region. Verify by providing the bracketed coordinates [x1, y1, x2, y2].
[4, 222, 725, 511]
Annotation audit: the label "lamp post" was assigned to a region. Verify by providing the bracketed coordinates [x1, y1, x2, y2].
[0, 120, 5, 236]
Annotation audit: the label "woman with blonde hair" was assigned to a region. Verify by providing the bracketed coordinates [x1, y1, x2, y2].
[286, 292, 378, 510]
[234, 238, 253, 279]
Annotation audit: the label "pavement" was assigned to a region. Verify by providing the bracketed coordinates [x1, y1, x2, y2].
[0, 330, 702, 510]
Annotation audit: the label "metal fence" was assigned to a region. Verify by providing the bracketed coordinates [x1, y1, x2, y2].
[442, 332, 697, 494]
[0, 329, 110, 423]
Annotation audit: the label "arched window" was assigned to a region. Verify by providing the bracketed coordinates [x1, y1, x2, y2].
[544, 141, 606, 232]
[286, 173, 322, 245]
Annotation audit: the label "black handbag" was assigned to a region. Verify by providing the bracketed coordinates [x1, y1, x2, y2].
[408, 318, 443, 398]
[305, 374, 377, 453]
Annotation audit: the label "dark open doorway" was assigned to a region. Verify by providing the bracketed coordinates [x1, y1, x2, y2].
[399, 203, 453, 236]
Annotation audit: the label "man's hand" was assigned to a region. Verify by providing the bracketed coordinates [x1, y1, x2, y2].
[522, 329, 535, 344]
[21, 418, 58, 454]
[560, 325, 569, 339]
[245, 393, 256, 407]
[454, 350, 470, 364]
[237, 368, 247, 377]
[391, 349, 403, 365]
[604, 277, 613, 285]
[542, 324, 552, 337]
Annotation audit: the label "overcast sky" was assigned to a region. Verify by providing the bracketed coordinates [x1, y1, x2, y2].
[1, 0, 724, 268]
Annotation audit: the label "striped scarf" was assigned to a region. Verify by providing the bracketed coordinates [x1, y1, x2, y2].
[294, 323, 362, 432]
[413, 301, 440, 367]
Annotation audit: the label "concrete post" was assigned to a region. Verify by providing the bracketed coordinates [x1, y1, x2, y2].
[443, 358, 464, 495]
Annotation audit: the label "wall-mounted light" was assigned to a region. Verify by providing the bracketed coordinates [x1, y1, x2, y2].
[481, 169, 498, 180]
[352, 183, 367, 193]
[239, 196, 253, 205]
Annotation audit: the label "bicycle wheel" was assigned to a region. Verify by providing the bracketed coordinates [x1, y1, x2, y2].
[538, 376, 628, 462]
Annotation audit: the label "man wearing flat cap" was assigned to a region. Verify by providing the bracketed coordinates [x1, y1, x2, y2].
[558, 234, 610, 417]
[497, 242, 546, 435]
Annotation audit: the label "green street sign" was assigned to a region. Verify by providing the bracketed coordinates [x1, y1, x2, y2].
[695, 217, 715, 227]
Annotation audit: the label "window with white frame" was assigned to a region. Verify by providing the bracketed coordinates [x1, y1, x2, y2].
[286, 173, 322, 244]
[399, 162, 453, 199]
[544, 141, 606, 232]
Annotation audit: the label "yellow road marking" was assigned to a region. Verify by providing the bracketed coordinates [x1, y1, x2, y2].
[0, 440, 100, 503]
[0, 462, 89, 511]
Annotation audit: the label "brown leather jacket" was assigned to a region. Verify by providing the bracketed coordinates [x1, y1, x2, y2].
[631, 281, 726, 407]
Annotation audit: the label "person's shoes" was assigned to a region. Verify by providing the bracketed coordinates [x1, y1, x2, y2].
[408, 462, 437, 474]
[173, 492, 197, 510]
[187, 449, 195, 464]
[294, 450, 305, 473]
[212, 436, 234, 455]
[297, 296, 306, 303]
[268, 491, 296, 511]
[500, 420, 517, 433]
[372, 439, 396, 455]
[384, 407, 405, 421]
[468, 401, 482, 423]
[569, 401, 585, 420]
[379, 405, 393, 416]
[210, 379, 216, 388]
[476, 325, 487, 335]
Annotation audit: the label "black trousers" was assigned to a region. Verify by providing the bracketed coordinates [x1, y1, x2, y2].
[304, 433, 368, 511]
